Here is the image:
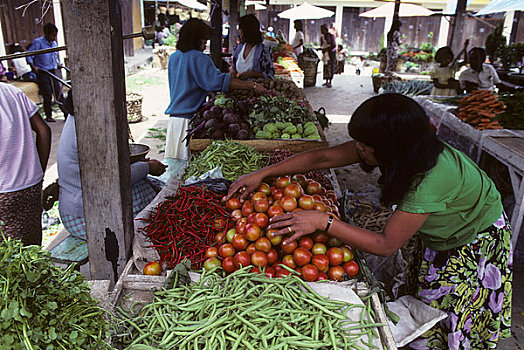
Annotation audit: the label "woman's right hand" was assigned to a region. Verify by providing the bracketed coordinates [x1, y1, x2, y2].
[224, 171, 265, 201]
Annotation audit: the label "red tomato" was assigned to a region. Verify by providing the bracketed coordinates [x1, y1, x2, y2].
[298, 195, 315, 210]
[276, 269, 291, 278]
[266, 229, 283, 245]
[282, 254, 296, 269]
[235, 218, 247, 234]
[292, 174, 308, 189]
[226, 228, 236, 243]
[326, 247, 344, 266]
[267, 248, 279, 265]
[293, 247, 312, 266]
[203, 257, 221, 271]
[267, 205, 285, 218]
[230, 209, 243, 221]
[255, 237, 272, 253]
[246, 243, 256, 255]
[254, 213, 269, 228]
[143, 261, 162, 275]
[317, 271, 329, 281]
[298, 236, 314, 250]
[292, 208, 304, 212]
[276, 176, 291, 188]
[215, 231, 226, 244]
[226, 198, 242, 210]
[314, 202, 327, 212]
[252, 191, 267, 201]
[257, 183, 271, 195]
[328, 237, 342, 247]
[222, 256, 236, 274]
[205, 247, 218, 259]
[312, 231, 329, 243]
[301, 264, 320, 282]
[245, 223, 261, 242]
[306, 181, 321, 195]
[311, 242, 327, 255]
[328, 266, 346, 281]
[254, 199, 270, 213]
[214, 218, 226, 230]
[281, 195, 298, 212]
[343, 261, 359, 277]
[232, 234, 248, 251]
[284, 183, 302, 198]
[219, 243, 236, 258]
[281, 237, 298, 254]
[319, 187, 327, 195]
[250, 267, 261, 274]
[251, 251, 268, 268]
[234, 251, 251, 269]
[311, 254, 329, 273]
[265, 266, 276, 278]
[247, 213, 257, 224]
[295, 266, 302, 275]
[341, 246, 354, 262]
[241, 200, 255, 216]
[271, 187, 284, 200]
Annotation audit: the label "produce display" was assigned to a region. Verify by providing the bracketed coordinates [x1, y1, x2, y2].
[453, 90, 505, 130]
[183, 140, 269, 181]
[382, 80, 433, 96]
[497, 92, 524, 130]
[270, 149, 334, 190]
[210, 175, 360, 282]
[250, 95, 321, 140]
[117, 267, 382, 349]
[277, 56, 303, 75]
[140, 185, 233, 269]
[0, 237, 110, 349]
[274, 63, 291, 76]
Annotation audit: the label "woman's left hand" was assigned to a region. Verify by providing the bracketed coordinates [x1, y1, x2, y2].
[268, 211, 328, 241]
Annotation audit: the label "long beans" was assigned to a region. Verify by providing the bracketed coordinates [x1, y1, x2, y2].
[115, 267, 383, 349]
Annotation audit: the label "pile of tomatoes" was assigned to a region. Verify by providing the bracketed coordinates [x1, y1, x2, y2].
[203, 175, 359, 282]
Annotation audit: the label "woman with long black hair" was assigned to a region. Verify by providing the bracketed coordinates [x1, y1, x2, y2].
[225, 93, 513, 349]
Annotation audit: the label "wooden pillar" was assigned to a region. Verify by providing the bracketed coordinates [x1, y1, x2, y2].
[229, 0, 239, 53]
[62, 0, 133, 284]
[211, 0, 223, 68]
[449, 0, 467, 55]
[122, 0, 135, 56]
[0, 15, 5, 56]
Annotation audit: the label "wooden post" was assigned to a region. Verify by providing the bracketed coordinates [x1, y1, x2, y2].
[122, 0, 135, 56]
[229, 0, 239, 54]
[210, 0, 223, 68]
[449, 0, 467, 55]
[62, 0, 133, 284]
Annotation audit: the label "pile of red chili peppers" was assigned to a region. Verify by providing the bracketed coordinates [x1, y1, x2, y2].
[140, 186, 231, 269]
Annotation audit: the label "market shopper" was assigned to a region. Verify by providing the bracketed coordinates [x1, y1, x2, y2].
[336, 44, 348, 74]
[230, 14, 275, 80]
[385, 19, 402, 75]
[27, 23, 64, 123]
[165, 18, 267, 160]
[226, 93, 512, 350]
[430, 40, 469, 96]
[320, 23, 336, 88]
[57, 92, 167, 240]
[0, 83, 51, 246]
[459, 47, 502, 92]
[291, 20, 304, 56]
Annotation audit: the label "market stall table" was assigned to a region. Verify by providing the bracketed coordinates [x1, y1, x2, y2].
[415, 97, 524, 248]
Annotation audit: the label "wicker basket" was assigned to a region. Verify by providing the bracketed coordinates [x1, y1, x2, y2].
[126, 93, 143, 123]
[298, 56, 319, 87]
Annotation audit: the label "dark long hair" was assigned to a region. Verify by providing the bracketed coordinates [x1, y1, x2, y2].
[239, 14, 263, 45]
[176, 18, 212, 52]
[348, 93, 444, 205]
[387, 19, 402, 42]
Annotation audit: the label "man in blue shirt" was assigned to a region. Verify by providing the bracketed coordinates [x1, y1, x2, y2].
[27, 23, 64, 122]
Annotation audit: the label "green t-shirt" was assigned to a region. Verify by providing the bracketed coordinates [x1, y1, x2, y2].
[398, 143, 502, 250]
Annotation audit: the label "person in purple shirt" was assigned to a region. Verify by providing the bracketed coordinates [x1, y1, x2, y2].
[27, 23, 64, 123]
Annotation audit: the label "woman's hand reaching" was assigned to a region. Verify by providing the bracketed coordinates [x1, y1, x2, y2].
[223, 171, 265, 202]
[268, 211, 329, 242]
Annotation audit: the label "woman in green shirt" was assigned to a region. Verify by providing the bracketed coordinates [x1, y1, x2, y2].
[226, 93, 512, 349]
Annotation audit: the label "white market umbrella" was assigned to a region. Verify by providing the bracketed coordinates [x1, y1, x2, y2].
[278, 3, 334, 20]
[246, 1, 267, 10]
[474, 0, 524, 16]
[360, 2, 434, 18]
[176, 0, 207, 11]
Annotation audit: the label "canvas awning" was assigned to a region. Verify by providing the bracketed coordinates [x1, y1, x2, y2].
[474, 0, 524, 15]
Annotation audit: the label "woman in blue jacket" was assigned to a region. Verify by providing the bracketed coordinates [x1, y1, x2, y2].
[230, 15, 275, 80]
[164, 19, 266, 159]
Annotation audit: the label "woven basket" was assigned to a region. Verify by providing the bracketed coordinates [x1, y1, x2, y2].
[127, 93, 143, 123]
[298, 57, 319, 87]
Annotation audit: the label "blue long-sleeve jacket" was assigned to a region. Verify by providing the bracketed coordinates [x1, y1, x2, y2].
[165, 50, 231, 117]
[27, 36, 59, 70]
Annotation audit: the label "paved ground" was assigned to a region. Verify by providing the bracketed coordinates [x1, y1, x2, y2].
[42, 60, 523, 348]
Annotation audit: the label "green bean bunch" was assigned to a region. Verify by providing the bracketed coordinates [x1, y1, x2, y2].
[183, 140, 269, 181]
[116, 267, 383, 350]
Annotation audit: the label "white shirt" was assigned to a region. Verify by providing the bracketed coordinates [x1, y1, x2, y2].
[236, 44, 255, 74]
[459, 63, 501, 90]
[291, 31, 304, 55]
[12, 57, 32, 77]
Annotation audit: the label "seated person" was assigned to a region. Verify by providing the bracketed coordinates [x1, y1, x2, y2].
[459, 47, 517, 92]
[57, 92, 167, 240]
[10, 45, 37, 82]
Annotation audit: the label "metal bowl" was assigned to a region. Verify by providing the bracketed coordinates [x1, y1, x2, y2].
[129, 143, 150, 163]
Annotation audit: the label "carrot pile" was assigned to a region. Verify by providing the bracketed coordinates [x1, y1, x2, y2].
[454, 90, 506, 130]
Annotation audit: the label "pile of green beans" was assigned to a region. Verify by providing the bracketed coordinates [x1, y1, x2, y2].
[116, 267, 383, 350]
[183, 140, 269, 181]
